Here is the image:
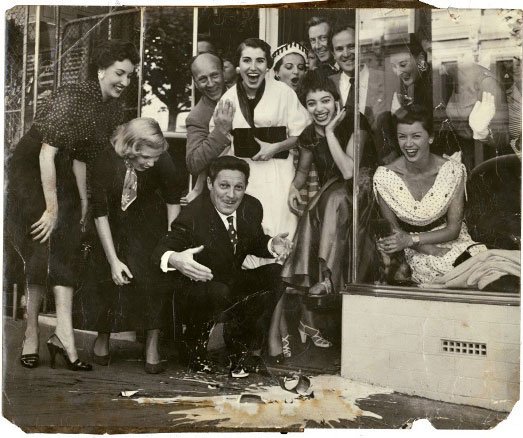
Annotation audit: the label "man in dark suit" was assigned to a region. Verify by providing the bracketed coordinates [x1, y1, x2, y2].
[153, 156, 292, 372]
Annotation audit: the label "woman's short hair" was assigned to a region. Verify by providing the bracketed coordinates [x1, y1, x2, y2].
[297, 70, 340, 106]
[393, 104, 434, 136]
[111, 117, 168, 159]
[88, 39, 139, 79]
[208, 156, 250, 185]
[235, 38, 273, 69]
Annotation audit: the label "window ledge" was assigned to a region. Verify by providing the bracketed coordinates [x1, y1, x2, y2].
[342, 283, 520, 306]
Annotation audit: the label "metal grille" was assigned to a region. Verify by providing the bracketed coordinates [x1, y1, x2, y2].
[4, 6, 27, 153]
[442, 339, 487, 356]
[59, 8, 141, 122]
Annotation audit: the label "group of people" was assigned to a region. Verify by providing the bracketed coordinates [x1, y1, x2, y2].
[6, 15, 520, 377]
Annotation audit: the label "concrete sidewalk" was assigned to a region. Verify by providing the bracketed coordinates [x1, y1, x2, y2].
[2, 316, 509, 433]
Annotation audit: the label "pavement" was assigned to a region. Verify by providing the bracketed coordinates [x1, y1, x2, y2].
[1, 316, 511, 433]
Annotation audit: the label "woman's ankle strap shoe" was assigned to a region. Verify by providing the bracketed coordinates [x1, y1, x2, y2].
[46, 334, 93, 371]
[298, 321, 332, 348]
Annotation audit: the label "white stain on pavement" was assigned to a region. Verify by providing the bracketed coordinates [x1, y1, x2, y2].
[131, 375, 393, 428]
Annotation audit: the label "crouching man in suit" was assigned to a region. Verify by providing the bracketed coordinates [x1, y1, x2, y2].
[153, 156, 292, 373]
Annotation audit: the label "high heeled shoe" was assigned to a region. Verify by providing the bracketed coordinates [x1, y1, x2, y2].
[20, 338, 40, 369]
[46, 334, 92, 371]
[298, 321, 332, 348]
[282, 335, 292, 358]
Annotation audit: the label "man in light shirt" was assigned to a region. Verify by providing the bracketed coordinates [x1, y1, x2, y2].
[328, 23, 386, 131]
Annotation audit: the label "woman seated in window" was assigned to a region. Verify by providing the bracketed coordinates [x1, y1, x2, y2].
[373, 105, 520, 290]
[267, 71, 376, 360]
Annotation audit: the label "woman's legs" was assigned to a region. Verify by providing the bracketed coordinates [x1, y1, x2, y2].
[93, 332, 110, 356]
[267, 295, 286, 356]
[22, 283, 45, 355]
[145, 329, 161, 364]
[52, 285, 79, 362]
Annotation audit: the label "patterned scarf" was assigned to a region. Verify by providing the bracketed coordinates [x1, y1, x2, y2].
[121, 159, 138, 211]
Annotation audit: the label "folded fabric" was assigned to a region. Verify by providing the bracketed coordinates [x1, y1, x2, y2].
[428, 249, 520, 290]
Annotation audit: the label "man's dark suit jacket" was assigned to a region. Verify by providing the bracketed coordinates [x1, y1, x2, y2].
[152, 192, 274, 285]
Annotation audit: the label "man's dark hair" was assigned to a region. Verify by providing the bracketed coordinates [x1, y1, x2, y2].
[235, 38, 273, 69]
[331, 22, 355, 42]
[393, 104, 434, 136]
[306, 16, 331, 34]
[189, 52, 224, 77]
[297, 70, 340, 107]
[208, 156, 250, 184]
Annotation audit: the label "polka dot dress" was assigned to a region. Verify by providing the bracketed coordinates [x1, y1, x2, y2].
[373, 153, 487, 285]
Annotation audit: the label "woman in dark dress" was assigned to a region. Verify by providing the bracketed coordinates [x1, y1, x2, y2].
[6, 39, 139, 371]
[268, 71, 376, 359]
[88, 118, 183, 374]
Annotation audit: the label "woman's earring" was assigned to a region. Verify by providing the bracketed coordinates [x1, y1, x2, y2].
[417, 59, 428, 72]
[235, 67, 240, 74]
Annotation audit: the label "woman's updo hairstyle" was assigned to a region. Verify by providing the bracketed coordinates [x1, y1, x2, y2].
[111, 117, 168, 159]
[88, 39, 140, 79]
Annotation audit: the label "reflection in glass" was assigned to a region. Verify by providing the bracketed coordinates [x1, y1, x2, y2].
[356, 9, 521, 292]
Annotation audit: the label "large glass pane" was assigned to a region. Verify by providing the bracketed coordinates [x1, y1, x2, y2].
[354, 9, 521, 291]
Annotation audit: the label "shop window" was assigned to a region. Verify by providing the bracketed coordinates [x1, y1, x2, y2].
[352, 8, 521, 294]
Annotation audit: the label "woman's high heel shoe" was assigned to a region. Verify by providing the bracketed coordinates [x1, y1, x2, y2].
[20, 338, 40, 369]
[46, 334, 92, 371]
[282, 335, 292, 358]
[298, 321, 332, 348]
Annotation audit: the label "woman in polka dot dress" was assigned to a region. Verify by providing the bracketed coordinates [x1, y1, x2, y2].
[6, 39, 139, 370]
[373, 105, 487, 286]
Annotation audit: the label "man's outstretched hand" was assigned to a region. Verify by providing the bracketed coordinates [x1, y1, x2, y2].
[168, 245, 213, 282]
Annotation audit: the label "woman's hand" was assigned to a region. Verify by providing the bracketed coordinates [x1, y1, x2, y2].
[377, 230, 413, 254]
[325, 104, 346, 134]
[469, 91, 495, 140]
[252, 138, 276, 161]
[31, 209, 58, 243]
[109, 259, 133, 286]
[180, 187, 202, 206]
[288, 183, 306, 216]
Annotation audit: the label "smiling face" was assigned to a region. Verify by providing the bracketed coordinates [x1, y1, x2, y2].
[332, 28, 356, 76]
[192, 53, 225, 102]
[309, 22, 331, 64]
[396, 121, 433, 163]
[275, 53, 306, 90]
[207, 169, 247, 216]
[239, 46, 268, 96]
[390, 51, 420, 87]
[128, 144, 164, 172]
[99, 59, 135, 101]
[305, 89, 336, 130]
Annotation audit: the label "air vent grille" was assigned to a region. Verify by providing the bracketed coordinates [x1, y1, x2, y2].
[441, 339, 487, 356]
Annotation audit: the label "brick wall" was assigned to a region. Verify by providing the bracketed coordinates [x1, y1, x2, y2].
[341, 294, 520, 412]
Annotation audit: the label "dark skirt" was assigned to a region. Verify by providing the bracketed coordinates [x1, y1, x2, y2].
[281, 172, 375, 292]
[5, 126, 82, 287]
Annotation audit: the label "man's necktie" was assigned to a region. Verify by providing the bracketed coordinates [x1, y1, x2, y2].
[345, 77, 355, 109]
[227, 216, 238, 249]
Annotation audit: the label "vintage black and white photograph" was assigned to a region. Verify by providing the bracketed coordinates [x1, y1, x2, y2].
[2, 0, 521, 433]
